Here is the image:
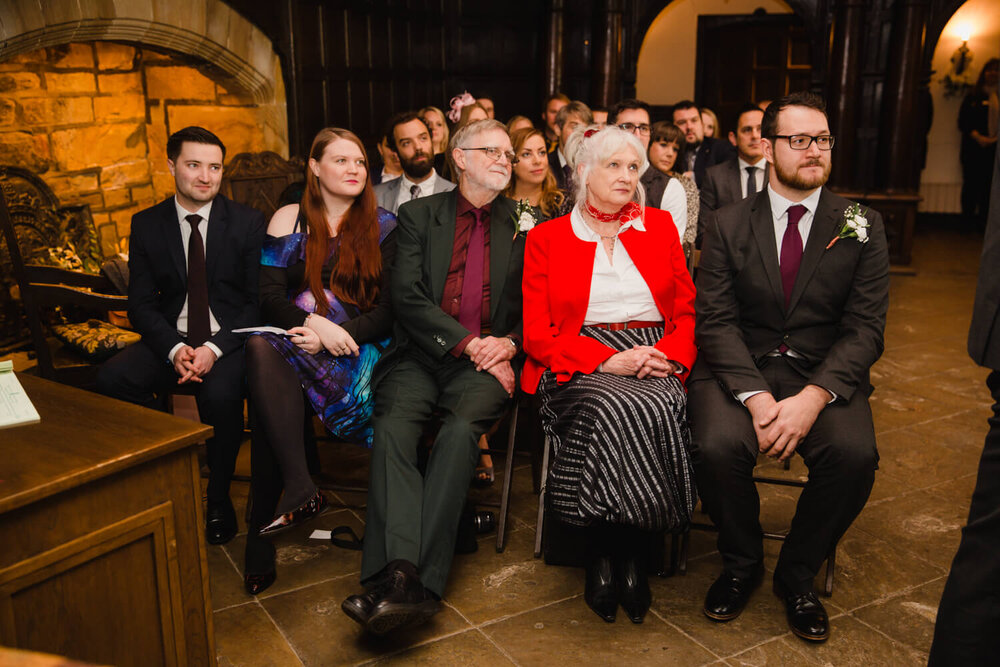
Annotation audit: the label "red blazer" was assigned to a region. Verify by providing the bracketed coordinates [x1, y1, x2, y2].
[521, 207, 696, 393]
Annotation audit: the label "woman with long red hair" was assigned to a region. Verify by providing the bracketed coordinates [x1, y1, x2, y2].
[243, 127, 396, 595]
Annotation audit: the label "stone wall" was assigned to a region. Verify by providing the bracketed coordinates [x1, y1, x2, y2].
[0, 41, 288, 256]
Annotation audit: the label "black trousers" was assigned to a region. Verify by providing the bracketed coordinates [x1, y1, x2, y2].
[96, 340, 245, 504]
[929, 369, 1000, 664]
[688, 358, 878, 593]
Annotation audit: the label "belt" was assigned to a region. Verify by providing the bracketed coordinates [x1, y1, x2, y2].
[588, 320, 662, 331]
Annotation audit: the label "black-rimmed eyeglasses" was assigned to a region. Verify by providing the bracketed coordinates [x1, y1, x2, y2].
[618, 122, 651, 136]
[769, 135, 835, 150]
[460, 146, 518, 164]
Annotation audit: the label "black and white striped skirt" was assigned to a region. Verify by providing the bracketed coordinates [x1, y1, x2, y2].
[537, 326, 697, 532]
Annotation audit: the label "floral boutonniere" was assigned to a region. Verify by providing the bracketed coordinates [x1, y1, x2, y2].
[826, 203, 870, 249]
[511, 199, 538, 239]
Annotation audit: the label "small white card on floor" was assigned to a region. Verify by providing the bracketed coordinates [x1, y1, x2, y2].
[310, 530, 332, 540]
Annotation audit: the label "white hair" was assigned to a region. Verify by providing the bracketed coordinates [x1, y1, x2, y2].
[449, 118, 508, 177]
[569, 125, 649, 212]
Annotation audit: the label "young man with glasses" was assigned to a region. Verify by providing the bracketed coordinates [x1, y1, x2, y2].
[609, 98, 690, 240]
[687, 92, 889, 643]
[672, 99, 737, 187]
[342, 119, 525, 636]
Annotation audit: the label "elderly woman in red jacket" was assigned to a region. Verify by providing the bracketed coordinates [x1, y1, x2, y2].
[521, 125, 697, 625]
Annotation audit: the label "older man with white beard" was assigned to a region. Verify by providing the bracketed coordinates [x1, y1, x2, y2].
[342, 119, 526, 636]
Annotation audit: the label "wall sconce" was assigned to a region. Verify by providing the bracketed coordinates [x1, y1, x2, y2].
[941, 27, 974, 98]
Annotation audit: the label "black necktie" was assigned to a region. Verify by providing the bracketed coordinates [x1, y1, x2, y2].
[410, 184, 421, 200]
[185, 214, 210, 347]
[746, 166, 757, 197]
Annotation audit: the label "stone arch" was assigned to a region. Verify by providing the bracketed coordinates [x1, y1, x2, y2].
[0, 0, 279, 104]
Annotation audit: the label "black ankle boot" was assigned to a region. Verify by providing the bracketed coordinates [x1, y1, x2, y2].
[616, 551, 651, 623]
[585, 555, 618, 622]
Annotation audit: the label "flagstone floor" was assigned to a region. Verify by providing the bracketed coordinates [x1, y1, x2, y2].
[205, 222, 988, 666]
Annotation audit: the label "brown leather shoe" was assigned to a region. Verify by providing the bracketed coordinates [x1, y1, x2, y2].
[365, 566, 440, 635]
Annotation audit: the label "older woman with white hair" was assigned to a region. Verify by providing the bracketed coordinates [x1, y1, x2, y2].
[521, 126, 697, 624]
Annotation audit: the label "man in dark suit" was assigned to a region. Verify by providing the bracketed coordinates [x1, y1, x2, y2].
[673, 100, 736, 187]
[699, 103, 769, 246]
[375, 111, 455, 215]
[97, 126, 266, 545]
[548, 101, 593, 193]
[688, 93, 889, 642]
[930, 133, 1000, 664]
[341, 119, 525, 635]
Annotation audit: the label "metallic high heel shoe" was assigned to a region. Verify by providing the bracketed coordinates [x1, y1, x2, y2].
[258, 490, 329, 538]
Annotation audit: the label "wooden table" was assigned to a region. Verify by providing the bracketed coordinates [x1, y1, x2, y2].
[0, 375, 215, 666]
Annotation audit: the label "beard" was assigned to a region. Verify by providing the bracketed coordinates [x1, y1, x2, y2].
[466, 165, 511, 194]
[400, 150, 433, 179]
[773, 156, 830, 191]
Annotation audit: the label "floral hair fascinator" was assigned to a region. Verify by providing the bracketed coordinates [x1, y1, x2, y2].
[447, 91, 476, 123]
[583, 128, 601, 138]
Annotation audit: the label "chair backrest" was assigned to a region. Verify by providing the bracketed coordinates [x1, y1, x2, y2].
[220, 151, 305, 220]
[0, 170, 124, 384]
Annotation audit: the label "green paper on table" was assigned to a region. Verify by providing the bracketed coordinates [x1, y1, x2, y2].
[0, 360, 41, 429]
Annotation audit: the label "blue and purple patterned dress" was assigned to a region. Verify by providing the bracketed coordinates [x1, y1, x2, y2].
[254, 212, 396, 448]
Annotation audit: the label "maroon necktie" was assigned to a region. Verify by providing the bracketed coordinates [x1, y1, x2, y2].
[458, 209, 486, 336]
[185, 214, 210, 347]
[780, 204, 806, 309]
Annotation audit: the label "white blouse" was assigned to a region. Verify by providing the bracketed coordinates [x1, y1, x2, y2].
[571, 207, 663, 326]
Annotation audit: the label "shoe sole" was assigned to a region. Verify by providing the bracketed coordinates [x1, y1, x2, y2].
[790, 626, 830, 642]
[703, 607, 743, 622]
[341, 599, 370, 627]
[366, 601, 440, 636]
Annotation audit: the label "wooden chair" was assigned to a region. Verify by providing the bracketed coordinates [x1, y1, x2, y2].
[0, 168, 126, 389]
[221, 151, 305, 219]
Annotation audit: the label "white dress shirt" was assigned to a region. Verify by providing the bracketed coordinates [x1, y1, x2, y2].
[658, 177, 687, 240]
[169, 197, 222, 363]
[738, 157, 767, 198]
[394, 170, 439, 212]
[570, 207, 662, 325]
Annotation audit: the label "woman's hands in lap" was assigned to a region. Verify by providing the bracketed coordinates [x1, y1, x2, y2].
[288, 317, 359, 357]
[601, 346, 679, 378]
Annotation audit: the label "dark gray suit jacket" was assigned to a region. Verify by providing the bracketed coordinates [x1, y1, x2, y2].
[374, 171, 455, 215]
[692, 188, 890, 401]
[698, 158, 769, 246]
[969, 144, 1000, 369]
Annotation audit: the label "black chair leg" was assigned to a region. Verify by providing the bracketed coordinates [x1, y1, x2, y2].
[496, 400, 519, 553]
[534, 434, 551, 558]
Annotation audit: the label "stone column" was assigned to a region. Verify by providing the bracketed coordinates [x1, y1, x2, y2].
[590, 0, 624, 108]
[827, 0, 867, 191]
[878, 0, 929, 192]
[542, 0, 565, 97]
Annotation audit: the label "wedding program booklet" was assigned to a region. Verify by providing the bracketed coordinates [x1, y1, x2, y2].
[0, 360, 41, 429]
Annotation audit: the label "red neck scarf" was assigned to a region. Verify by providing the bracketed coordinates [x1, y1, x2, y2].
[584, 200, 641, 225]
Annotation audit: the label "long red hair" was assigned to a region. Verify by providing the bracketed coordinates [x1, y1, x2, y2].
[301, 128, 381, 314]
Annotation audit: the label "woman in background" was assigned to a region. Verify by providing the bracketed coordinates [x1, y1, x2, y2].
[648, 121, 699, 251]
[700, 108, 719, 139]
[420, 105, 450, 176]
[504, 127, 565, 221]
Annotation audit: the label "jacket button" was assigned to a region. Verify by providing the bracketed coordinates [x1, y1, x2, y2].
[783, 334, 789, 340]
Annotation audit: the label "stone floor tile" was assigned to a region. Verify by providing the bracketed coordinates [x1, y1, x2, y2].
[445, 526, 582, 625]
[360, 629, 514, 665]
[727, 637, 826, 666]
[207, 542, 250, 611]
[869, 383, 970, 433]
[909, 409, 990, 451]
[483, 597, 719, 666]
[874, 428, 984, 491]
[223, 508, 365, 600]
[260, 576, 471, 665]
[925, 473, 977, 508]
[779, 614, 927, 665]
[851, 577, 946, 656]
[851, 491, 968, 569]
[214, 602, 303, 666]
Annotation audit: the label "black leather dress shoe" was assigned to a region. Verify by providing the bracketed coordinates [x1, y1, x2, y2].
[365, 567, 440, 635]
[585, 555, 618, 623]
[205, 500, 237, 545]
[703, 567, 764, 622]
[774, 582, 829, 642]
[244, 569, 276, 596]
[616, 553, 651, 624]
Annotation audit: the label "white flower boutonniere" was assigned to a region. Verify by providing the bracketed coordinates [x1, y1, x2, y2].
[827, 203, 870, 249]
[511, 199, 538, 239]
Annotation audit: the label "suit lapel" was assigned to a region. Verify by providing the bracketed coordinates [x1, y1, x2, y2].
[205, 196, 227, 285]
[489, 196, 515, 320]
[787, 188, 841, 313]
[163, 198, 187, 284]
[749, 193, 785, 311]
[726, 160, 742, 203]
[428, 191, 458, 303]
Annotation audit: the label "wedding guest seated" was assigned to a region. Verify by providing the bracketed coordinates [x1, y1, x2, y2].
[549, 101, 594, 192]
[419, 105, 450, 177]
[504, 127, 566, 221]
[648, 121, 699, 251]
[242, 127, 397, 595]
[506, 115, 534, 134]
[521, 126, 698, 624]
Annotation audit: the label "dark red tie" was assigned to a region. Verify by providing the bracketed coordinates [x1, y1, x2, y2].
[458, 209, 486, 336]
[780, 204, 806, 309]
[185, 214, 210, 347]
